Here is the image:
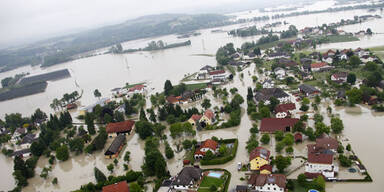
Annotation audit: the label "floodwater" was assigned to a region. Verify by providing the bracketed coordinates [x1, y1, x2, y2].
[1, 0, 384, 191]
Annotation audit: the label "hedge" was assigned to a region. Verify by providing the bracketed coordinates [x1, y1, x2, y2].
[202, 169, 231, 192]
[200, 139, 238, 165]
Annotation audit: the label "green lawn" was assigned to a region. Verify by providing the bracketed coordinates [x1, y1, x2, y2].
[326, 35, 359, 43]
[291, 180, 308, 192]
[368, 46, 384, 52]
[198, 175, 225, 192]
[185, 83, 208, 91]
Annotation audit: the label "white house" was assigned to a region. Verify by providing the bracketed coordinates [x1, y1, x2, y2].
[323, 56, 333, 64]
[305, 144, 339, 179]
[331, 72, 348, 83]
[273, 67, 286, 80]
[262, 79, 275, 89]
[194, 139, 218, 159]
[209, 70, 228, 81]
[248, 174, 286, 192]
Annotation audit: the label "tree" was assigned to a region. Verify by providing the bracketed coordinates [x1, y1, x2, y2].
[349, 55, 361, 68]
[56, 145, 69, 161]
[135, 121, 154, 139]
[339, 154, 352, 167]
[182, 140, 193, 150]
[260, 107, 271, 118]
[297, 174, 307, 186]
[1, 77, 12, 88]
[52, 177, 58, 185]
[85, 113, 96, 135]
[366, 28, 373, 35]
[331, 117, 344, 134]
[164, 80, 173, 96]
[93, 89, 102, 99]
[129, 182, 142, 192]
[247, 87, 254, 101]
[107, 163, 114, 173]
[103, 113, 113, 124]
[274, 155, 291, 173]
[246, 134, 259, 153]
[201, 99, 211, 110]
[275, 131, 284, 141]
[94, 167, 107, 183]
[346, 144, 351, 151]
[30, 141, 45, 156]
[165, 142, 174, 159]
[142, 149, 167, 178]
[260, 134, 270, 144]
[68, 137, 84, 154]
[124, 151, 131, 162]
[346, 88, 363, 105]
[114, 111, 125, 122]
[285, 146, 294, 154]
[139, 107, 148, 121]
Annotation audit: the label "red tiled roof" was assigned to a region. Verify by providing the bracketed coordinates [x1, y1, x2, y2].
[166, 96, 179, 104]
[249, 147, 270, 161]
[316, 136, 338, 150]
[307, 144, 333, 164]
[204, 109, 214, 120]
[190, 114, 202, 121]
[260, 118, 299, 132]
[294, 132, 303, 141]
[311, 62, 328, 69]
[209, 70, 225, 75]
[304, 172, 325, 179]
[260, 164, 273, 173]
[248, 174, 286, 188]
[332, 72, 348, 79]
[201, 139, 218, 150]
[128, 84, 145, 92]
[102, 181, 129, 192]
[106, 120, 135, 134]
[275, 103, 296, 113]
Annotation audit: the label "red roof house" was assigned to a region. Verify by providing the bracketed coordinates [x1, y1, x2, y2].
[106, 120, 135, 135]
[315, 136, 338, 151]
[209, 70, 226, 76]
[294, 132, 303, 142]
[102, 181, 129, 192]
[204, 109, 215, 120]
[128, 84, 145, 92]
[260, 164, 273, 173]
[194, 139, 218, 159]
[260, 118, 299, 132]
[311, 62, 328, 69]
[249, 147, 270, 161]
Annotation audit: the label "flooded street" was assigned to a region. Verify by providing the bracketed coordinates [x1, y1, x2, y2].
[1, 1, 384, 191]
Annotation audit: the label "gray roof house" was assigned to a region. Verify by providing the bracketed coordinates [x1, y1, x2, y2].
[254, 88, 290, 104]
[171, 167, 203, 190]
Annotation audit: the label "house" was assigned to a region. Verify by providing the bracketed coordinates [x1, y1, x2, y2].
[200, 65, 214, 72]
[273, 67, 286, 80]
[262, 79, 274, 89]
[294, 132, 303, 142]
[249, 147, 270, 171]
[188, 114, 202, 127]
[260, 118, 299, 132]
[337, 90, 346, 100]
[300, 58, 312, 65]
[194, 139, 218, 159]
[267, 52, 289, 59]
[274, 103, 296, 118]
[260, 164, 273, 174]
[20, 133, 37, 149]
[197, 70, 209, 80]
[298, 84, 320, 97]
[236, 185, 248, 192]
[360, 55, 376, 63]
[209, 70, 228, 80]
[128, 84, 146, 95]
[323, 49, 336, 57]
[199, 109, 215, 128]
[315, 135, 338, 152]
[354, 48, 370, 57]
[278, 58, 297, 68]
[79, 97, 111, 116]
[170, 167, 203, 190]
[104, 134, 126, 159]
[106, 120, 135, 137]
[248, 174, 286, 192]
[12, 149, 31, 158]
[311, 62, 331, 72]
[331, 72, 348, 83]
[305, 143, 338, 179]
[10, 127, 26, 144]
[102, 181, 129, 192]
[254, 88, 290, 105]
[323, 56, 333, 64]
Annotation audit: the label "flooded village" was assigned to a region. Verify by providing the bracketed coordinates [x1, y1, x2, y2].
[1, 0, 384, 192]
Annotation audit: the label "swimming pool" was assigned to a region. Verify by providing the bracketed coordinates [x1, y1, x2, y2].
[207, 172, 223, 178]
[308, 190, 319, 192]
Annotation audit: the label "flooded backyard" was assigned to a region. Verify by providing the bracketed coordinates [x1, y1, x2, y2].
[1, 1, 384, 191]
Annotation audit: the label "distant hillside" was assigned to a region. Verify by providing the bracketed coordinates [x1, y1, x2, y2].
[0, 13, 231, 71]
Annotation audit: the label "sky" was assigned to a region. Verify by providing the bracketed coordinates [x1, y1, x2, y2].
[0, 0, 252, 47]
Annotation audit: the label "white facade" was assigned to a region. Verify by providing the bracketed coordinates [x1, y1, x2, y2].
[324, 57, 333, 64]
[275, 112, 288, 118]
[254, 183, 284, 192]
[210, 73, 228, 80]
[264, 96, 290, 105]
[274, 68, 286, 80]
[262, 80, 275, 89]
[305, 162, 338, 178]
[331, 75, 347, 82]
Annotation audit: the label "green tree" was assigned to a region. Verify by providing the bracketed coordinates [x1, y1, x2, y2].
[124, 151, 131, 162]
[247, 87, 254, 101]
[85, 113, 96, 135]
[165, 142, 174, 159]
[260, 107, 271, 118]
[93, 89, 102, 99]
[346, 144, 351, 151]
[182, 140, 193, 150]
[260, 134, 270, 144]
[275, 131, 284, 141]
[52, 177, 58, 185]
[94, 167, 107, 183]
[201, 99, 212, 110]
[346, 88, 363, 105]
[274, 155, 291, 173]
[129, 182, 142, 192]
[285, 146, 294, 154]
[103, 113, 113, 124]
[331, 117, 344, 134]
[347, 73, 356, 85]
[139, 107, 148, 121]
[164, 80, 173, 96]
[135, 121, 154, 139]
[56, 145, 69, 161]
[349, 55, 361, 68]
[107, 163, 114, 173]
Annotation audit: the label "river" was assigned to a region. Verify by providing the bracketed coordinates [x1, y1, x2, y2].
[1, 0, 384, 191]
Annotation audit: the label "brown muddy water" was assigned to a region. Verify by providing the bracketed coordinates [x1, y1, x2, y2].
[1, 1, 384, 191]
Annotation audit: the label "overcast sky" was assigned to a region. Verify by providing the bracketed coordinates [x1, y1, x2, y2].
[0, 0, 254, 47]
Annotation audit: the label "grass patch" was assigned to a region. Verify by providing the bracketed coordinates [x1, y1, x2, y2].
[226, 65, 236, 75]
[258, 37, 296, 50]
[184, 83, 208, 91]
[182, 72, 198, 81]
[368, 46, 384, 52]
[326, 35, 359, 43]
[198, 176, 225, 192]
[126, 82, 145, 89]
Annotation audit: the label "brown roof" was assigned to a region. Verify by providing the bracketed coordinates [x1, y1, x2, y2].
[201, 139, 218, 150]
[204, 109, 214, 120]
[304, 172, 325, 179]
[294, 132, 303, 141]
[129, 84, 145, 92]
[209, 70, 225, 75]
[190, 114, 202, 121]
[260, 164, 272, 172]
[332, 72, 348, 79]
[315, 136, 338, 150]
[274, 103, 296, 113]
[106, 120, 135, 134]
[307, 144, 334, 164]
[248, 174, 286, 188]
[260, 118, 299, 132]
[102, 181, 129, 192]
[166, 96, 179, 104]
[249, 147, 270, 161]
[311, 62, 328, 69]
